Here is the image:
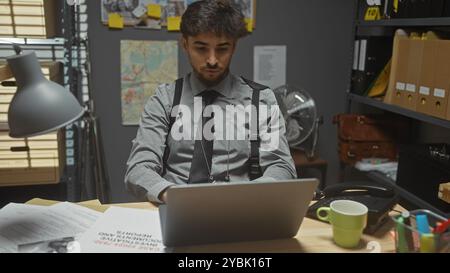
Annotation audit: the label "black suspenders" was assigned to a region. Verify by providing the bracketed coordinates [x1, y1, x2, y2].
[241, 77, 269, 181]
[162, 78, 183, 176]
[162, 77, 267, 180]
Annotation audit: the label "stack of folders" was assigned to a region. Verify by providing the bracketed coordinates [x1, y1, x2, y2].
[391, 209, 450, 253]
[0, 202, 102, 253]
[385, 30, 450, 121]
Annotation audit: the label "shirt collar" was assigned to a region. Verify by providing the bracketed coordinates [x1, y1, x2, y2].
[189, 71, 232, 97]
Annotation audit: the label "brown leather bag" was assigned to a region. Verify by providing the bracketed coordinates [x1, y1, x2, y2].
[333, 114, 409, 165]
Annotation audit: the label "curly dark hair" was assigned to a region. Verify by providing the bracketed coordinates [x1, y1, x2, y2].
[180, 0, 248, 39]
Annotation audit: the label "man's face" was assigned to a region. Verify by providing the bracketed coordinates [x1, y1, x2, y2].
[183, 32, 236, 86]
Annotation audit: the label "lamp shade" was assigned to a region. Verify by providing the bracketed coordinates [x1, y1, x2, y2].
[7, 51, 84, 138]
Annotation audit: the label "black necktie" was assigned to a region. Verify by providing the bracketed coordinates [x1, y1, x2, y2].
[188, 90, 219, 184]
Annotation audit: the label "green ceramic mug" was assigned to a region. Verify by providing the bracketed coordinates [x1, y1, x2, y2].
[316, 200, 368, 248]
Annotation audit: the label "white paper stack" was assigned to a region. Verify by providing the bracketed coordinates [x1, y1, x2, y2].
[0, 202, 102, 253]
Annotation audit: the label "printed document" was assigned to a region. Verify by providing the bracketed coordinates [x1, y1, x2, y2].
[78, 206, 165, 253]
[254, 45, 287, 89]
[0, 202, 101, 253]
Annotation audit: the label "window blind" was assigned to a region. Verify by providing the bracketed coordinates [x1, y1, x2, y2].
[0, 0, 49, 38]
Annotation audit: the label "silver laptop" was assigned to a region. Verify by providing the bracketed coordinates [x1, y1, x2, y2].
[159, 178, 319, 247]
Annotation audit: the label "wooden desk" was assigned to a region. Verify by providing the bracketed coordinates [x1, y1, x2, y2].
[110, 202, 399, 253]
[27, 198, 400, 253]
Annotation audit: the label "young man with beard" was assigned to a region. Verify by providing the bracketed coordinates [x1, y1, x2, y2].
[125, 0, 296, 203]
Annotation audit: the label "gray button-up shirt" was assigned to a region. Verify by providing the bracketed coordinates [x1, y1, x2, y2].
[125, 72, 297, 203]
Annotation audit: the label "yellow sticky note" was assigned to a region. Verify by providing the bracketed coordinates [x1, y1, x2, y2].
[167, 16, 181, 31]
[147, 4, 161, 19]
[245, 18, 253, 32]
[108, 13, 124, 29]
[364, 7, 381, 21]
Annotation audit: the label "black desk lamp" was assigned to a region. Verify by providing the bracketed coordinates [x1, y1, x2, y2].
[3, 43, 109, 203]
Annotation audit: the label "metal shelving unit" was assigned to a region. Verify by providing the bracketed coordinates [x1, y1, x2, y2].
[348, 93, 450, 129]
[367, 171, 450, 218]
[357, 17, 450, 27]
[62, 1, 89, 202]
[347, 1, 450, 215]
[356, 17, 450, 36]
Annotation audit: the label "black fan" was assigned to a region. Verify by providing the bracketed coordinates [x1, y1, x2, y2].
[274, 85, 321, 159]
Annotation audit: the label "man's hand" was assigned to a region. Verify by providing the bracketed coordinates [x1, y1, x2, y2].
[159, 190, 169, 204]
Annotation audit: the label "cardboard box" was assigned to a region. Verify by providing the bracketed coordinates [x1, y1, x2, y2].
[43, 0, 63, 38]
[448, 88, 450, 120]
[401, 38, 423, 111]
[430, 40, 450, 119]
[385, 30, 408, 104]
[417, 39, 436, 116]
[388, 37, 411, 108]
[386, 31, 450, 121]
[46, 61, 64, 85]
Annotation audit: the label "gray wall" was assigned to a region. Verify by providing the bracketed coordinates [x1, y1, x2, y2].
[87, 0, 357, 202]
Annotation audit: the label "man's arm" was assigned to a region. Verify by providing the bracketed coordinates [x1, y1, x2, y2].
[255, 89, 297, 181]
[124, 84, 175, 203]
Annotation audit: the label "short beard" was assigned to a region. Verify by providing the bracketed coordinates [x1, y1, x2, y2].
[194, 69, 229, 87]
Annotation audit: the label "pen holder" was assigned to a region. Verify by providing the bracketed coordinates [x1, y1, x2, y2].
[391, 210, 450, 253]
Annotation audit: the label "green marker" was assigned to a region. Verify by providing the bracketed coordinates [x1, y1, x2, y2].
[396, 217, 409, 253]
